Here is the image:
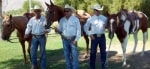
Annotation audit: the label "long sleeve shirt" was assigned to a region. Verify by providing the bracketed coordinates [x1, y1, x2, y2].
[58, 15, 81, 41]
[25, 15, 50, 35]
[84, 14, 107, 36]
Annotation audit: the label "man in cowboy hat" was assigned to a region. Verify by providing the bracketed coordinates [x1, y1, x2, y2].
[84, 4, 107, 69]
[24, 5, 50, 69]
[55, 4, 81, 69]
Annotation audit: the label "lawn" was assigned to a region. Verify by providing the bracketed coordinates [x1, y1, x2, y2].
[0, 29, 150, 69]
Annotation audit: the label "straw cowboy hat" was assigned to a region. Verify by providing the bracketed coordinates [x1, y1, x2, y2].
[64, 4, 75, 12]
[33, 5, 41, 10]
[92, 4, 104, 11]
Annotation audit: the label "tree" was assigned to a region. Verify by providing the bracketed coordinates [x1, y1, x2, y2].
[22, 0, 42, 12]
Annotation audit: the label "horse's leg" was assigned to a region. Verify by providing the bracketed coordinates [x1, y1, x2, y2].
[132, 33, 138, 55]
[121, 35, 128, 66]
[27, 40, 32, 63]
[121, 20, 130, 66]
[141, 31, 148, 56]
[19, 39, 26, 64]
[83, 32, 89, 58]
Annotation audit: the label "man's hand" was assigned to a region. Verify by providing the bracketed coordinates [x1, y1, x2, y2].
[24, 35, 28, 39]
[90, 35, 95, 40]
[44, 30, 49, 34]
[54, 27, 58, 33]
[72, 41, 77, 46]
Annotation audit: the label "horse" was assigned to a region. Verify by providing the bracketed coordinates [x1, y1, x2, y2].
[1, 15, 32, 64]
[106, 9, 148, 66]
[23, 12, 35, 20]
[45, 1, 91, 58]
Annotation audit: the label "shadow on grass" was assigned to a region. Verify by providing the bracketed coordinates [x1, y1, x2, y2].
[0, 58, 30, 69]
[0, 48, 150, 69]
[107, 50, 150, 69]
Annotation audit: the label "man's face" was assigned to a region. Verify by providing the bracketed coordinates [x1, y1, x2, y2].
[64, 8, 72, 17]
[34, 9, 41, 16]
[94, 9, 102, 15]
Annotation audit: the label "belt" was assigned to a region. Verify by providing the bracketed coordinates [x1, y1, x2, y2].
[93, 34, 104, 37]
[62, 35, 76, 41]
[32, 34, 45, 38]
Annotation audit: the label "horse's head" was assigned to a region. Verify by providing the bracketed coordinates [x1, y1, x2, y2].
[1, 15, 15, 40]
[45, 1, 64, 28]
[106, 9, 129, 39]
[107, 13, 119, 39]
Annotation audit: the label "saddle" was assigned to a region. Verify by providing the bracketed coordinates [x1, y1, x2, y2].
[127, 11, 139, 33]
[75, 10, 90, 24]
[127, 11, 139, 24]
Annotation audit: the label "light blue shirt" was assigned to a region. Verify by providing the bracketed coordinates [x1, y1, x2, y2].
[84, 14, 107, 36]
[58, 15, 81, 41]
[25, 16, 50, 35]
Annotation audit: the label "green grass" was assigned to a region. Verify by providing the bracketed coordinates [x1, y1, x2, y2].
[0, 29, 150, 69]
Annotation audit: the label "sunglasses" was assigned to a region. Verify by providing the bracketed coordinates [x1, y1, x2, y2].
[34, 10, 41, 12]
[64, 9, 71, 12]
[64, 10, 70, 12]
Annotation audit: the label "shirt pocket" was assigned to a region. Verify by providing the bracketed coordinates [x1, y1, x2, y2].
[69, 22, 76, 27]
[91, 21, 98, 26]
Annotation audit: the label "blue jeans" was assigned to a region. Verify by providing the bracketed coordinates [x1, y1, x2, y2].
[62, 38, 79, 69]
[31, 35, 46, 69]
[90, 34, 106, 69]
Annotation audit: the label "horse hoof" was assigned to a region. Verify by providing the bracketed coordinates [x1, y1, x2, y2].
[122, 62, 126, 67]
[83, 54, 89, 59]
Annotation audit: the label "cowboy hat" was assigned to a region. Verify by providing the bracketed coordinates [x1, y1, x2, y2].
[92, 4, 104, 11]
[64, 4, 75, 12]
[33, 5, 41, 10]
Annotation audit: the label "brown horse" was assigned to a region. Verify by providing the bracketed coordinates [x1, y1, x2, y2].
[107, 9, 148, 66]
[1, 15, 32, 64]
[23, 12, 35, 20]
[45, 1, 91, 58]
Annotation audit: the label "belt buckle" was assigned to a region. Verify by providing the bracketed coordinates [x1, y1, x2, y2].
[34, 35, 43, 38]
[66, 36, 71, 40]
[97, 34, 101, 37]
[34, 35, 39, 38]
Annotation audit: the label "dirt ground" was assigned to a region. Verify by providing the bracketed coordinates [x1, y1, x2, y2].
[79, 41, 150, 69]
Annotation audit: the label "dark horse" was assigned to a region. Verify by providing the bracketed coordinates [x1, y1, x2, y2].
[45, 1, 91, 58]
[107, 9, 148, 66]
[1, 15, 32, 64]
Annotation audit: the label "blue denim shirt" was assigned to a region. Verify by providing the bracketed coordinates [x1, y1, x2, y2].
[25, 16, 50, 35]
[84, 14, 107, 36]
[58, 15, 81, 41]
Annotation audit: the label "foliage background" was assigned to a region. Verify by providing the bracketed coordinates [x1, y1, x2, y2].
[55, 0, 150, 27]
[5, 0, 42, 15]
[4, 0, 150, 26]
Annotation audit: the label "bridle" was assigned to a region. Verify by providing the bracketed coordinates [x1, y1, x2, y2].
[45, 7, 55, 29]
